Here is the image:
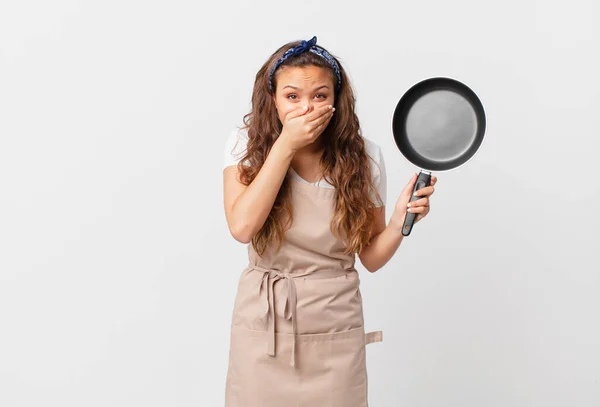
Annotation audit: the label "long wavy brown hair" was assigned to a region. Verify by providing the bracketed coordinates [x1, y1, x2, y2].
[234, 39, 384, 257]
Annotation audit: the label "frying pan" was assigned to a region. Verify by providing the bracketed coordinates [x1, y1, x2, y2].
[392, 76, 486, 236]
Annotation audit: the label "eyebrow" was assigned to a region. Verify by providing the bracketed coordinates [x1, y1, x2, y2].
[282, 85, 330, 91]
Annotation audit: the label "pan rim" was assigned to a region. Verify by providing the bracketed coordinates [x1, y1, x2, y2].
[390, 75, 488, 173]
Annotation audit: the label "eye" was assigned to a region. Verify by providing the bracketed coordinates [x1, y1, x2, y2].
[286, 94, 297, 100]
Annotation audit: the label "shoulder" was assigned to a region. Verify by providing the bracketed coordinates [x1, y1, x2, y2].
[362, 136, 387, 206]
[362, 136, 385, 177]
[225, 126, 249, 149]
[363, 136, 381, 157]
[223, 126, 250, 168]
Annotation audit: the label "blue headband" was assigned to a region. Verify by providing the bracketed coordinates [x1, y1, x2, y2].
[268, 36, 342, 93]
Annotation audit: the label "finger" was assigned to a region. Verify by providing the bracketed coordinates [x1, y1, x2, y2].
[309, 109, 334, 130]
[430, 176, 437, 186]
[417, 206, 431, 222]
[416, 209, 429, 222]
[407, 197, 429, 208]
[306, 105, 334, 123]
[414, 185, 434, 197]
[286, 105, 310, 121]
[310, 114, 332, 137]
[311, 115, 331, 135]
[415, 188, 434, 199]
[407, 205, 426, 213]
[411, 204, 431, 215]
[402, 174, 418, 195]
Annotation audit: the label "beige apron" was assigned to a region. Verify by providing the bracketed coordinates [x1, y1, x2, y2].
[225, 169, 383, 407]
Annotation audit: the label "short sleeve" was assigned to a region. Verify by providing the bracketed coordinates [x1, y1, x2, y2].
[366, 140, 387, 207]
[223, 128, 251, 169]
[376, 147, 387, 207]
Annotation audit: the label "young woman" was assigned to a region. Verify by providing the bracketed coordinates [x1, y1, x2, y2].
[222, 36, 436, 406]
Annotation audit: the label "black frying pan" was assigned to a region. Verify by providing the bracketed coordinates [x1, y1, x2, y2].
[392, 76, 486, 236]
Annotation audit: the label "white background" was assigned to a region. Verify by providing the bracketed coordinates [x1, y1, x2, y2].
[1, 0, 599, 406]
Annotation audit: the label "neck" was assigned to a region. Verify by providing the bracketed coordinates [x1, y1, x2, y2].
[295, 136, 324, 157]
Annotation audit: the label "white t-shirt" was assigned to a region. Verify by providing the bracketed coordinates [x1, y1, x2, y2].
[223, 127, 387, 207]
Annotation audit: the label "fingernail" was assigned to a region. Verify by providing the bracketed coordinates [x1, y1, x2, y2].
[407, 203, 411, 207]
[413, 191, 419, 196]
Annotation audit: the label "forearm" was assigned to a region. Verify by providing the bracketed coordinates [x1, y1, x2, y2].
[359, 210, 406, 273]
[232, 138, 294, 241]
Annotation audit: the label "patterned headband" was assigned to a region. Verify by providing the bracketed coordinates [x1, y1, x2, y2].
[268, 36, 342, 93]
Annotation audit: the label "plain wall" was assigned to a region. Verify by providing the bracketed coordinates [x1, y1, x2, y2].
[0, 0, 598, 406]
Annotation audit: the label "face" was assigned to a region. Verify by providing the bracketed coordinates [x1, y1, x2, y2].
[272, 65, 335, 122]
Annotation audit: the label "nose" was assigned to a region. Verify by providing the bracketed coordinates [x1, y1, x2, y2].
[299, 95, 314, 107]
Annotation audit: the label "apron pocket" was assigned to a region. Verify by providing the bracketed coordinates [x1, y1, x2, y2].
[226, 324, 380, 407]
[295, 326, 369, 407]
[226, 325, 299, 407]
[326, 326, 369, 407]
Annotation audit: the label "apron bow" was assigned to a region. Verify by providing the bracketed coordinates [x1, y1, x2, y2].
[255, 265, 299, 367]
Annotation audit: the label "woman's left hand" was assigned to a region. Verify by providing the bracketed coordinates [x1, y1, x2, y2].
[390, 173, 437, 228]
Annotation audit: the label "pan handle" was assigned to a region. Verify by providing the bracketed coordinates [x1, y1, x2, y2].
[402, 170, 432, 236]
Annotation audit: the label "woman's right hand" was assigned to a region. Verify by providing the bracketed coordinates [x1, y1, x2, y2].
[277, 104, 335, 153]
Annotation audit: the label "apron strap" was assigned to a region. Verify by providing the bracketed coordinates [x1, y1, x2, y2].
[365, 330, 383, 345]
[254, 265, 299, 367]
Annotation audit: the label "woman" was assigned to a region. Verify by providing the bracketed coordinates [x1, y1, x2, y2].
[222, 36, 436, 406]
